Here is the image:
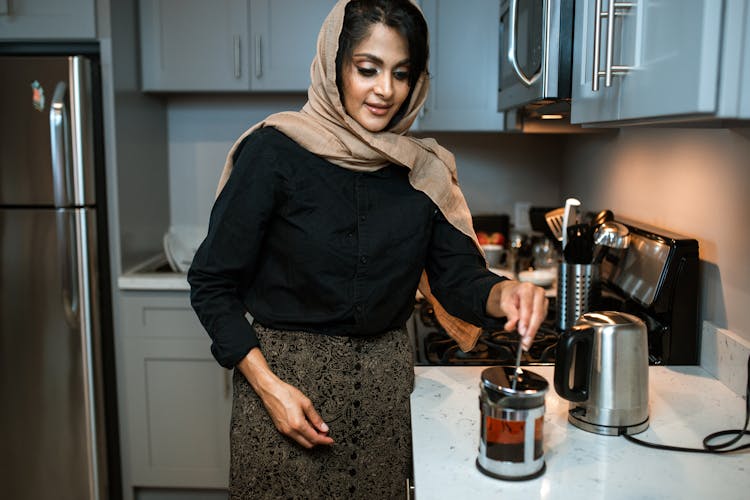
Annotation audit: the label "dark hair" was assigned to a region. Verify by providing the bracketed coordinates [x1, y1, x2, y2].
[336, 0, 429, 123]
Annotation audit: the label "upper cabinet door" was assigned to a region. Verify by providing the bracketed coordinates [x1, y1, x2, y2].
[616, 0, 722, 121]
[570, 0, 621, 124]
[740, 2, 750, 118]
[249, 0, 335, 91]
[140, 0, 250, 91]
[572, 0, 725, 125]
[0, 0, 95, 40]
[416, 0, 504, 131]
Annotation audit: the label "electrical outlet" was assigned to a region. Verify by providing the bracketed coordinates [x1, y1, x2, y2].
[514, 201, 532, 231]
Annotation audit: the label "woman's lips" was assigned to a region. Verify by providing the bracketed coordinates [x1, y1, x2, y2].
[365, 103, 391, 116]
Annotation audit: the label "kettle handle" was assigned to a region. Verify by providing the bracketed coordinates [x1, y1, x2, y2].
[554, 326, 594, 402]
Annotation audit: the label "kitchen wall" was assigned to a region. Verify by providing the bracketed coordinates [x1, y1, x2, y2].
[562, 128, 750, 392]
[166, 97, 568, 228]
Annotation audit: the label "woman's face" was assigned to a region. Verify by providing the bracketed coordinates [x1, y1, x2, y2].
[340, 23, 411, 132]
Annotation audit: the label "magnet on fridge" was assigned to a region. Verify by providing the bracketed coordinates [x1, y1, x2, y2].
[31, 80, 45, 112]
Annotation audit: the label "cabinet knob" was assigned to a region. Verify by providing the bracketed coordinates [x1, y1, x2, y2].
[224, 370, 232, 399]
[255, 35, 263, 79]
[233, 35, 242, 79]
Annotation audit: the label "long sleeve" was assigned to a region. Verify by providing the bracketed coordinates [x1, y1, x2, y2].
[188, 132, 282, 368]
[425, 211, 506, 327]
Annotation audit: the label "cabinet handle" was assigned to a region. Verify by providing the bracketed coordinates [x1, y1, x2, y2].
[233, 35, 241, 79]
[508, 0, 543, 86]
[592, 0, 604, 91]
[255, 35, 262, 78]
[224, 370, 231, 399]
[592, 1, 635, 91]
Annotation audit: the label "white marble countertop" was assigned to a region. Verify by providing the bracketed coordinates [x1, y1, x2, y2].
[118, 255, 190, 291]
[411, 365, 749, 500]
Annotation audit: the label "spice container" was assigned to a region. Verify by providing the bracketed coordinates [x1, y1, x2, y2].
[476, 366, 549, 481]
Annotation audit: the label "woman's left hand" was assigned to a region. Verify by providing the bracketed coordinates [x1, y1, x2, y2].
[487, 280, 548, 351]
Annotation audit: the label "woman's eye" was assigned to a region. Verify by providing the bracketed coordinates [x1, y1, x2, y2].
[394, 70, 409, 81]
[357, 67, 377, 77]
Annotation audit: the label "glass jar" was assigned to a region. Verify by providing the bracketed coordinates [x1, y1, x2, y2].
[476, 366, 549, 481]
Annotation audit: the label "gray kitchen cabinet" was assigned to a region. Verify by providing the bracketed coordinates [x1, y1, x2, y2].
[139, 0, 250, 91]
[119, 291, 232, 488]
[139, 0, 334, 92]
[0, 0, 95, 40]
[248, 0, 335, 90]
[571, 0, 749, 125]
[415, 0, 504, 131]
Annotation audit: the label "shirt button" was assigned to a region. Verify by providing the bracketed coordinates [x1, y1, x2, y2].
[360, 256, 368, 264]
[347, 232, 354, 238]
[355, 304, 363, 313]
[360, 215, 366, 222]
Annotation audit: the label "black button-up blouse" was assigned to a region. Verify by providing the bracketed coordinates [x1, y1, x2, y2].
[188, 127, 504, 368]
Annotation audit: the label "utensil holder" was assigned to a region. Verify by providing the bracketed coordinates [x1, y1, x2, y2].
[556, 263, 598, 331]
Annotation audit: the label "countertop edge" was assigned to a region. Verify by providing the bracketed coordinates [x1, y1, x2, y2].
[118, 254, 190, 291]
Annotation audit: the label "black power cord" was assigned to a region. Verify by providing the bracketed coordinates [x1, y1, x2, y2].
[624, 354, 750, 454]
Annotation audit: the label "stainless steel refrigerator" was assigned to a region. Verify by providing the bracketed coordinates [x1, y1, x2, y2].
[0, 51, 119, 500]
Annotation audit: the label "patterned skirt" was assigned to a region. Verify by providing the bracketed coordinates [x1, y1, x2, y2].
[229, 323, 415, 500]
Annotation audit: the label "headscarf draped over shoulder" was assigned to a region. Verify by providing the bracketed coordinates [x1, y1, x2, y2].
[215, 0, 488, 351]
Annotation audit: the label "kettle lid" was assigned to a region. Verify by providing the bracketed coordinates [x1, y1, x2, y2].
[576, 311, 644, 327]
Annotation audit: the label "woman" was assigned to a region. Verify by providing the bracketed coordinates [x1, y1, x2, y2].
[188, 0, 548, 497]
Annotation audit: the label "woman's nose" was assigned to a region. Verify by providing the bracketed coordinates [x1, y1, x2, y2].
[374, 74, 394, 99]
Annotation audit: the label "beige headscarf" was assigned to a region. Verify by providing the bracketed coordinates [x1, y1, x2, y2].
[216, 0, 486, 351]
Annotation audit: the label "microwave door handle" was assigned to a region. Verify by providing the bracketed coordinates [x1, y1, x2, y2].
[508, 0, 542, 87]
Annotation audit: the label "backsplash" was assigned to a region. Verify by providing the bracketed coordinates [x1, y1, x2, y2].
[166, 96, 568, 228]
[561, 128, 750, 379]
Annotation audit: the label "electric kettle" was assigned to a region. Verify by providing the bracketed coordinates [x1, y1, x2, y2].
[553, 311, 649, 436]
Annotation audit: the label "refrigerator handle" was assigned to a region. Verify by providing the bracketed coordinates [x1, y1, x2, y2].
[56, 211, 80, 328]
[50, 82, 74, 207]
[0, 0, 9, 16]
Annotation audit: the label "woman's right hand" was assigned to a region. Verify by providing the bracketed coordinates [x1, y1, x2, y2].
[237, 348, 334, 449]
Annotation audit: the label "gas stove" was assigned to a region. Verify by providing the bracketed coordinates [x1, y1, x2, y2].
[410, 297, 560, 366]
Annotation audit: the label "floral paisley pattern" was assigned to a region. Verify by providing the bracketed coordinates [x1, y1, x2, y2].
[229, 323, 415, 499]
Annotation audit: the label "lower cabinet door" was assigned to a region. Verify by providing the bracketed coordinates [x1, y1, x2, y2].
[124, 338, 233, 488]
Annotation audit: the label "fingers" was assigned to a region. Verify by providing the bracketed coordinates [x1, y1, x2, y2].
[522, 292, 548, 350]
[261, 381, 335, 449]
[498, 281, 549, 351]
[298, 398, 334, 447]
[276, 402, 334, 449]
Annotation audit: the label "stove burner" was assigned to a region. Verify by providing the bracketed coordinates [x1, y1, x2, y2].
[417, 302, 560, 366]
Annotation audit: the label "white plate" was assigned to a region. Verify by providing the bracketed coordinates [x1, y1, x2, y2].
[518, 268, 556, 287]
[163, 225, 207, 273]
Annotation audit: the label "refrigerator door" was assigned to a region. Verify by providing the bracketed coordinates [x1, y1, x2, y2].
[0, 207, 105, 500]
[0, 56, 95, 207]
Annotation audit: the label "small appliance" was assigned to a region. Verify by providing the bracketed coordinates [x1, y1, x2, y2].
[497, 0, 575, 120]
[554, 311, 650, 436]
[598, 219, 700, 365]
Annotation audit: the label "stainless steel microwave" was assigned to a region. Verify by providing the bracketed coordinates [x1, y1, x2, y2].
[497, 0, 574, 116]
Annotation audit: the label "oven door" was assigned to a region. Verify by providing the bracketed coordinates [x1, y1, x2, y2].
[498, 0, 570, 111]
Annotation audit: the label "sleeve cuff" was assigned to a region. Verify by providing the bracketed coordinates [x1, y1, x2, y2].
[473, 273, 508, 328]
[210, 318, 261, 369]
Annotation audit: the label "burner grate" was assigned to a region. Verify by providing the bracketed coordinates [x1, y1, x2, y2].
[413, 298, 560, 366]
